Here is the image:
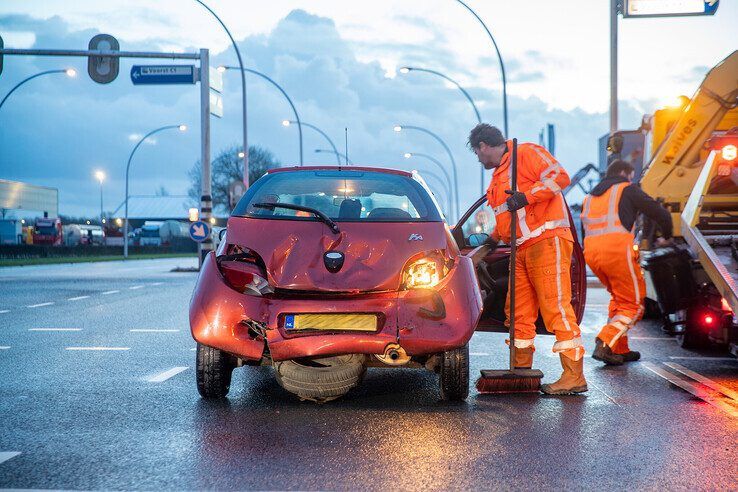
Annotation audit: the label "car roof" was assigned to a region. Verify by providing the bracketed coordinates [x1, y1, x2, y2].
[267, 166, 413, 177]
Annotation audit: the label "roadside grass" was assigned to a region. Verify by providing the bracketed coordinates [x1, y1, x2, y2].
[0, 253, 197, 267]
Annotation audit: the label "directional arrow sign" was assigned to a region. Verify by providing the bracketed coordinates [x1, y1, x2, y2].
[130, 65, 196, 85]
[189, 221, 211, 242]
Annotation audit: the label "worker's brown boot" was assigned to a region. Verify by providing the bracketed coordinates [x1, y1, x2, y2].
[541, 355, 588, 395]
[592, 338, 624, 365]
[620, 350, 641, 362]
[514, 347, 535, 369]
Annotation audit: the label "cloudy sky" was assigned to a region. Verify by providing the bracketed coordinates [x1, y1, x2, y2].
[0, 0, 735, 218]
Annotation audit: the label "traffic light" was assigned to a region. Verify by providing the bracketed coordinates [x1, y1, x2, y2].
[87, 34, 119, 84]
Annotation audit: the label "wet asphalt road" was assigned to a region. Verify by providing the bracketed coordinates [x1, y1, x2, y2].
[0, 258, 736, 490]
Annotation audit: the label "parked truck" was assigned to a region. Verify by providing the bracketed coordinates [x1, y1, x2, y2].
[32, 217, 63, 245]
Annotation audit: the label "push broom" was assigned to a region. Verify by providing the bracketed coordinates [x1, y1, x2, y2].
[476, 138, 544, 394]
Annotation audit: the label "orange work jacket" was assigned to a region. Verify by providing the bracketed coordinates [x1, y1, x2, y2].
[581, 182, 634, 247]
[487, 141, 573, 248]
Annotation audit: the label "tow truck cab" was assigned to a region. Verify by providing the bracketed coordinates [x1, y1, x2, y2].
[32, 217, 63, 245]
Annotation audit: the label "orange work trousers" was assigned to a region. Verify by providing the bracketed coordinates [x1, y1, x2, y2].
[584, 233, 646, 354]
[505, 235, 585, 361]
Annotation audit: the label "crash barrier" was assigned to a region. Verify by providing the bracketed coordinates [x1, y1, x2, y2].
[0, 241, 197, 259]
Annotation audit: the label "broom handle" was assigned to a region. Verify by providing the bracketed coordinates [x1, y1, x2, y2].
[509, 138, 518, 371]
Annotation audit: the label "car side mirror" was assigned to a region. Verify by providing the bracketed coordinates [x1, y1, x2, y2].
[218, 228, 227, 241]
[467, 233, 489, 247]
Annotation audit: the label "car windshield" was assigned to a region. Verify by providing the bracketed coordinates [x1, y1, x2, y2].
[35, 226, 57, 235]
[232, 169, 442, 222]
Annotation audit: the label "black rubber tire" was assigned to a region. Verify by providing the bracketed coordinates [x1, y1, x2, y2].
[273, 354, 366, 402]
[439, 344, 469, 401]
[196, 343, 236, 399]
[676, 324, 709, 349]
[643, 297, 662, 320]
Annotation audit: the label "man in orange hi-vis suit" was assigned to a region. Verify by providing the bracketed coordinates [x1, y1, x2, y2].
[468, 124, 587, 395]
[582, 160, 672, 365]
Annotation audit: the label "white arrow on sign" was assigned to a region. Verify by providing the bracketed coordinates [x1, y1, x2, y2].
[192, 224, 206, 237]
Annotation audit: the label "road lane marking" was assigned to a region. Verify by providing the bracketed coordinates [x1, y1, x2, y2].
[643, 362, 738, 419]
[101, 290, 119, 295]
[0, 346, 10, 350]
[67, 295, 90, 301]
[664, 362, 738, 402]
[150, 282, 164, 286]
[147, 366, 189, 382]
[470, 352, 490, 356]
[129, 329, 179, 333]
[29, 328, 82, 332]
[0, 452, 21, 465]
[129, 285, 144, 290]
[0, 310, 9, 314]
[668, 356, 737, 362]
[26, 302, 54, 308]
[65, 347, 130, 351]
[630, 337, 676, 340]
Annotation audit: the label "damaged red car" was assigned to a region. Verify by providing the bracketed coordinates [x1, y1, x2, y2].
[190, 166, 587, 402]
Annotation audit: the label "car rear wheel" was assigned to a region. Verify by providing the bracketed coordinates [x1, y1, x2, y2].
[439, 344, 469, 401]
[274, 354, 366, 403]
[196, 343, 236, 399]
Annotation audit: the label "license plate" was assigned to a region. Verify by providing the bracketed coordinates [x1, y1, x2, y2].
[284, 313, 377, 332]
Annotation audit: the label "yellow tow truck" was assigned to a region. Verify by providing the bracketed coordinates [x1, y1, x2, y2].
[606, 50, 738, 353]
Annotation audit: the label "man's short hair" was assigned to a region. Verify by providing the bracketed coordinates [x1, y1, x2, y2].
[606, 159, 635, 178]
[467, 123, 505, 149]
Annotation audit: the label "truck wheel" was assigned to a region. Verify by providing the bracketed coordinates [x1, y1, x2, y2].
[675, 324, 709, 350]
[196, 343, 236, 399]
[643, 298, 662, 320]
[274, 354, 366, 403]
[439, 344, 469, 401]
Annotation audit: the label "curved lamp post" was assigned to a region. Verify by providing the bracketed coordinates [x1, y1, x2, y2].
[124, 124, 187, 258]
[194, 0, 249, 186]
[0, 68, 76, 111]
[220, 66, 303, 166]
[315, 149, 352, 165]
[399, 66, 485, 195]
[94, 170, 105, 222]
[403, 152, 454, 206]
[284, 120, 338, 165]
[412, 168, 452, 218]
[394, 125, 459, 221]
[454, 0, 508, 137]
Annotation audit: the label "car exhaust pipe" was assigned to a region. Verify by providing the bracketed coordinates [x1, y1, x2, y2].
[375, 343, 411, 366]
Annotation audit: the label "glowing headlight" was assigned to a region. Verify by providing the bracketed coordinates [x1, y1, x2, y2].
[402, 253, 450, 289]
[722, 144, 737, 161]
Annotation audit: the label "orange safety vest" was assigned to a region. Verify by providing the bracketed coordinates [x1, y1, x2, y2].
[487, 141, 573, 248]
[581, 182, 634, 244]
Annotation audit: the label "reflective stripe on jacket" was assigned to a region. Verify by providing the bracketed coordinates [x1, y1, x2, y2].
[486, 141, 572, 248]
[581, 182, 633, 240]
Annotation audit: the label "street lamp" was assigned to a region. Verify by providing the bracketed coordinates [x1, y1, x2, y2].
[315, 149, 353, 165]
[124, 124, 187, 258]
[454, 0, 508, 138]
[394, 125, 459, 221]
[283, 120, 340, 165]
[194, 0, 249, 187]
[220, 65, 303, 166]
[0, 68, 77, 111]
[398, 66, 485, 195]
[94, 170, 105, 222]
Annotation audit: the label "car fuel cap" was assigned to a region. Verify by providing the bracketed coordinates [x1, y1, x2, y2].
[324, 251, 345, 273]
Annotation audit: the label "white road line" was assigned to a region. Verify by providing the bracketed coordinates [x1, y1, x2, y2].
[585, 304, 609, 309]
[0, 310, 9, 314]
[147, 366, 189, 383]
[26, 302, 54, 308]
[29, 328, 82, 332]
[190, 347, 197, 351]
[668, 356, 737, 362]
[67, 295, 90, 301]
[129, 329, 179, 333]
[643, 362, 738, 419]
[630, 337, 676, 340]
[129, 285, 144, 290]
[65, 347, 130, 351]
[101, 290, 120, 295]
[470, 352, 490, 356]
[664, 362, 738, 402]
[0, 346, 10, 350]
[150, 282, 164, 286]
[0, 452, 21, 465]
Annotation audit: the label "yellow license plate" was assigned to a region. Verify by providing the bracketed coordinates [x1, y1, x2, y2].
[285, 313, 377, 332]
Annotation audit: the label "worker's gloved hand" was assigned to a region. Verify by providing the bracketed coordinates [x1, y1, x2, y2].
[505, 190, 529, 212]
[484, 235, 499, 252]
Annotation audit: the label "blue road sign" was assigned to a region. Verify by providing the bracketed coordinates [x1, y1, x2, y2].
[622, 0, 719, 17]
[130, 65, 196, 85]
[189, 221, 211, 243]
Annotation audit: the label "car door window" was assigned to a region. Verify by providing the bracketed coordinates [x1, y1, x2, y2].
[455, 200, 496, 248]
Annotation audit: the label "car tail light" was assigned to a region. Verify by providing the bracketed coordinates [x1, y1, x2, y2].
[216, 246, 272, 296]
[703, 314, 714, 326]
[401, 251, 452, 290]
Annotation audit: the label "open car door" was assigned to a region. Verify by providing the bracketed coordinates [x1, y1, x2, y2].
[451, 196, 587, 333]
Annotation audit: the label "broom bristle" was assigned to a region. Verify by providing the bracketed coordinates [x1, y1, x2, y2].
[475, 369, 543, 394]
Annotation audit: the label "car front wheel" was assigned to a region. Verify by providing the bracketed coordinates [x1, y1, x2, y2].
[439, 344, 469, 401]
[196, 343, 236, 399]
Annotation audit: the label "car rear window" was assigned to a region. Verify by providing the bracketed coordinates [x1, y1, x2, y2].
[232, 169, 442, 222]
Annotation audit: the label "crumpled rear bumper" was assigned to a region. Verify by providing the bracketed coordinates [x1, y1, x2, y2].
[190, 252, 482, 361]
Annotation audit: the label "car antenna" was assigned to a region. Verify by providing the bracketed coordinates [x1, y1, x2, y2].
[344, 127, 349, 168]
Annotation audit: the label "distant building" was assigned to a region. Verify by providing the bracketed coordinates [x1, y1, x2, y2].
[110, 195, 225, 228]
[0, 179, 58, 219]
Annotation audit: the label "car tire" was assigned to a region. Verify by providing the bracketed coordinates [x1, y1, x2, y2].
[439, 344, 469, 401]
[274, 354, 366, 402]
[196, 343, 236, 399]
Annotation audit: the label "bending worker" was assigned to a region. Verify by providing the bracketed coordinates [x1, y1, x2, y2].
[582, 159, 672, 365]
[468, 123, 587, 395]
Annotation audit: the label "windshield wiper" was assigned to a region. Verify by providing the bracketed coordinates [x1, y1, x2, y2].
[252, 203, 341, 234]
